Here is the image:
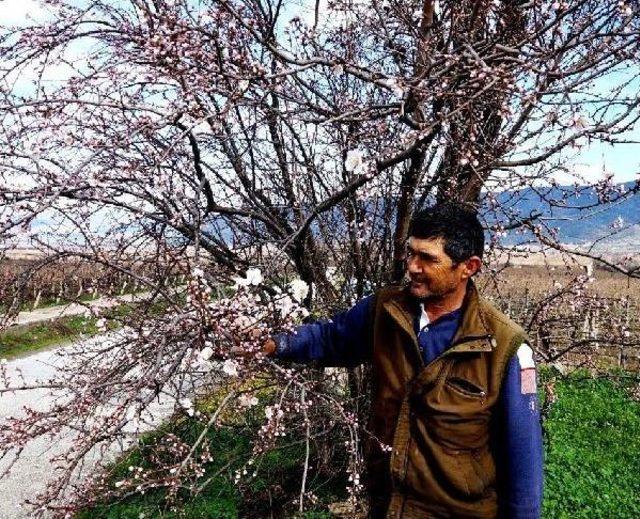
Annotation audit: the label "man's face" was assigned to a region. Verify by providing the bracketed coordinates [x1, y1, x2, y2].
[405, 236, 468, 301]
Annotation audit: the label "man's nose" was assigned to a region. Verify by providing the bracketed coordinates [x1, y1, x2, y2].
[406, 256, 422, 274]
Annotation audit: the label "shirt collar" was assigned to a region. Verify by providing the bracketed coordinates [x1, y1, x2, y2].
[418, 303, 462, 332]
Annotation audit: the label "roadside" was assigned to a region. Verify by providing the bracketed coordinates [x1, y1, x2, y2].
[0, 289, 183, 360]
[6, 291, 150, 328]
[0, 314, 99, 360]
[0, 286, 195, 517]
[0, 334, 186, 518]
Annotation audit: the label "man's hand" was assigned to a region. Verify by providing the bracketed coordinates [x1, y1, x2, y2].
[262, 338, 277, 357]
[251, 329, 277, 357]
[229, 330, 277, 358]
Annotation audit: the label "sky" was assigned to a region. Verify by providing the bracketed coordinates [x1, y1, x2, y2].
[1, 0, 638, 186]
[1, 0, 47, 25]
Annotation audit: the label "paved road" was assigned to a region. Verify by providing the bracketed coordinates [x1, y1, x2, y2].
[0, 334, 191, 518]
[0, 348, 61, 518]
[7, 292, 151, 328]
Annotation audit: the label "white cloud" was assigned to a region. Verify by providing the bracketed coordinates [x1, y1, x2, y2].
[1, 0, 50, 26]
[561, 163, 611, 184]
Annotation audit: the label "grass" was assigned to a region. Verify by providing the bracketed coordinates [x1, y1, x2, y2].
[76, 394, 349, 519]
[76, 425, 244, 519]
[0, 289, 184, 360]
[542, 370, 640, 518]
[0, 315, 100, 359]
[0, 304, 135, 360]
[76, 371, 640, 518]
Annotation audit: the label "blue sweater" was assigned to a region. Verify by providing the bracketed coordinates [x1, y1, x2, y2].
[275, 295, 543, 518]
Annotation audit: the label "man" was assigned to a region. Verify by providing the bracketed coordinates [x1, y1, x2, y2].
[264, 203, 543, 518]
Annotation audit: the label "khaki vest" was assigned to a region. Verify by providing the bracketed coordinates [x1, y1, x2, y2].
[365, 282, 527, 519]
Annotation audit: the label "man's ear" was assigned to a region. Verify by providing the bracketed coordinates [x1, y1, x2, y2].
[462, 256, 482, 279]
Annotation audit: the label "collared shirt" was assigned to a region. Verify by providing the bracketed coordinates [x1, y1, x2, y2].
[415, 304, 463, 364]
[275, 293, 543, 519]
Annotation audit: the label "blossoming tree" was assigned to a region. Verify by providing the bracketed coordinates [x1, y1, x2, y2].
[0, 0, 639, 515]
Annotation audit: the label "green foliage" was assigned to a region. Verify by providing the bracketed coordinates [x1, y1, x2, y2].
[78, 370, 640, 518]
[78, 392, 349, 518]
[542, 371, 640, 518]
[0, 315, 99, 358]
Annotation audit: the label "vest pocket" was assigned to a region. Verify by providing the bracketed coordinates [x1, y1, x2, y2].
[447, 446, 495, 498]
[446, 376, 487, 400]
[405, 436, 495, 500]
[418, 377, 490, 452]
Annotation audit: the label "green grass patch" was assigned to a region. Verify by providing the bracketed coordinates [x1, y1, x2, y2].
[77, 371, 640, 518]
[542, 371, 640, 518]
[0, 291, 184, 360]
[0, 303, 137, 359]
[77, 393, 350, 519]
[0, 315, 100, 359]
[77, 425, 243, 519]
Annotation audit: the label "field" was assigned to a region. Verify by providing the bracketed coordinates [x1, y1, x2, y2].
[75, 370, 640, 518]
[0, 255, 183, 314]
[478, 264, 640, 371]
[2, 260, 639, 517]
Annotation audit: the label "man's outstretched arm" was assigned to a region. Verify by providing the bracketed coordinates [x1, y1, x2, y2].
[264, 295, 374, 368]
[495, 343, 544, 519]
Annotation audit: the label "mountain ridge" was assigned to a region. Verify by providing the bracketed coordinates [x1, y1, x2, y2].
[487, 180, 640, 252]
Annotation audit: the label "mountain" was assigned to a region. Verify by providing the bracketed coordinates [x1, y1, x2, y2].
[486, 181, 640, 252]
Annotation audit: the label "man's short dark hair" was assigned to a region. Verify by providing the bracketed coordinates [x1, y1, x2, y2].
[408, 203, 484, 263]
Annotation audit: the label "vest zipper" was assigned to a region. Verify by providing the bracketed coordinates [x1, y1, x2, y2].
[386, 301, 424, 367]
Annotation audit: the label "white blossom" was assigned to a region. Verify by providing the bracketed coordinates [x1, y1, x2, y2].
[276, 294, 295, 317]
[345, 149, 366, 173]
[572, 114, 589, 129]
[237, 80, 249, 93]
[325, 266, 339, 286]
[178, 397, 195, 416]
[198, 346, 214, 361]
[265, 405, 274, 419]
[233, 267, 263, 289]
[238, 394, 259, 408]
[288, 278, 309, 303]
[222, 359, 239, 377]
[245, 268, 263, 285]
[232, 276, 250, 289]
[233, 315, 252, 329]
[265, 405, 283, 419]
